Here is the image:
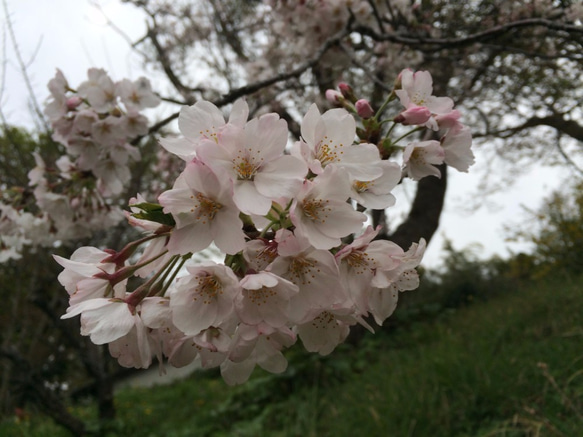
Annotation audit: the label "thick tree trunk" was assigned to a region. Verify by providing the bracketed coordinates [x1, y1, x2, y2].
[388, 164, 448, 249]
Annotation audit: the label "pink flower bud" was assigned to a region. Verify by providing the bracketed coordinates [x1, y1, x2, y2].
[338, 82, 357, 103]
[394, 106, 432, 125]
[66, 96, 83, 110]
[325, 89, 343, 104]
[355, 99, 374, 119]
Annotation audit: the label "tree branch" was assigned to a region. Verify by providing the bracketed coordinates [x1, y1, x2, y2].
[354, 18, 583, 50]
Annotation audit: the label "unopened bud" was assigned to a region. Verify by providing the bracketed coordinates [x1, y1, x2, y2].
[394, 106, 431, 125]
[338, 82, 357, 103]
[325, 89, 343, 105]
[66, 96, 83, 110]
[355, 99, 374, 119]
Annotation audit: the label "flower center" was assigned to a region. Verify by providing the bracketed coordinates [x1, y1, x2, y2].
[194, 274, 223, 304]
[302, 198, 331, 223]
[316, 136, 343, 166]
[190, 193, 222, 224]
[310, 311, 336, 329]
[410, 148, 427, 165]
[246, 287, 276, 306]
[288, 257, 317, 285]
[353, 180, 372, 193]
[344, 250, 375, 275]
[233, 157, 259, 180]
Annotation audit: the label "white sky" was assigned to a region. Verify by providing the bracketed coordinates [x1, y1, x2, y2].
[1, 0, 568, 269]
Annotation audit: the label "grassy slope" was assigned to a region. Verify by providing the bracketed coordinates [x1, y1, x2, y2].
[3, 277, 582, 437]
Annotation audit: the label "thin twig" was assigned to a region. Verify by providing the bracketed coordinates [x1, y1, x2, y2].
[2, 0, 50, 132]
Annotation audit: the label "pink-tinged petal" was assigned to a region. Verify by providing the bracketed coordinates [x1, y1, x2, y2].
[403, 141, 445, 180]
[158, 137, 195, 161]
[297, 311, 350, 356]
[220, 358, 256, 385]
[69, 277, 112, 306]
[178, 101, 225, 141]
[139, 297, 171, 329]
[69, 299, 135, 345]
[167, 224, 213, 255]
[274, 229, 311, 256]
[182, 159, 226, 200]
[255, 156, 307, 198]
[228, 99, 249, 127]
[232, 181, 272, 215]
[61, 297, 112, 319]
[300, 104, 322, 146]
[159, 187, 197, 219]
[294, 218, 342, 250]
[243, 114, 288, 160]
[240, 272, 279, 289]
[319, 204, 366, 238]
[395, 89, 411, 107]
[337, 144, 383, 180]
[321, 108, 357, 146]
[427, 96, 454, 115]
[309, 165, 351, 201]
[195, 139, 236, 176]
[257, 344, 287, 373]
[442, 127, 474, 172]
[368, 285, 399, 326]
[211, 212, 245, 255]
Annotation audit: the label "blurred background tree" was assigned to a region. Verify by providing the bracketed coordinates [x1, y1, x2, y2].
[1, 0, 582, 435]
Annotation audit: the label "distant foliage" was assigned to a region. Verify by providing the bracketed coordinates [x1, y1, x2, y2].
[509, 180, 583, 279]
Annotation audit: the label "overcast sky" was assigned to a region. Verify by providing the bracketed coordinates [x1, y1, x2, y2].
[1, 0, 567, 269]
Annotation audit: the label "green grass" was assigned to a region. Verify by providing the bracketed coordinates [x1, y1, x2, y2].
[2, 276, 582, 436]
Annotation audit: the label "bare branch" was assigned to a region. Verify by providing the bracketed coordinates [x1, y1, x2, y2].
[147, 24, 198, 103]
[476, 113, 583, 143]
[354, 18, 583, 50]
[139, 26, 352, 139]
[2, 0, 49, 132]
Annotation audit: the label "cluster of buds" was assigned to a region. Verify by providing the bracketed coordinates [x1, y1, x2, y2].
[56, 70, 473, 385]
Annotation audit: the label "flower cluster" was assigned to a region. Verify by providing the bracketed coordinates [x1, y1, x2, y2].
[0, 69, 161, 262]
[44, 68, 160, 196]
[56, 70, 473, 385]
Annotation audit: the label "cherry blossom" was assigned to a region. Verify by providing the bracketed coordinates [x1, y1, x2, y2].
[289, 166, 366, 250]
[395, 69, 455, 130]
[402, 140, 446, 180]
[198, 114, 307, 215]
[49, 67, 475, 385]
[158, 159, 246, 255]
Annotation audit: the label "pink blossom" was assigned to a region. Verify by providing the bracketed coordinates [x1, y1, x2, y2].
[268, 231, 347, 323]
[77, 68, 117, 113]
[292, 104, 383, 180]
[395, 69, 455, 130]
[235, 271, 299, 328]
[402, 140, 445, 180]
[116, 77, 161, 111]
[394, 106, 432, 125]
[441, 126, 475, 172]
[158, 159, 245, 255]
[198, 114, 307, 215]
[221, 323, 296, 385]
[160, 99, 249, 161]
[349, 160, 401, 209]
[290, 166, 366, 250]
[170, 262, 240, 335]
